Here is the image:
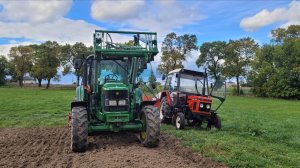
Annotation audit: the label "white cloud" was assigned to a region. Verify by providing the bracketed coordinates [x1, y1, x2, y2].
[0, 18, 100, 46]
[91, 1, 204, 35]
[0, 0, 73, 23]
[183, 50, 200, 70]
[91, 0, 145, 21]
[240, 1, 300, 31]
[0, 41, 37, 58]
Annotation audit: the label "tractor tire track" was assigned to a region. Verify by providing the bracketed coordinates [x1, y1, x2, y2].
[0, 127, 226, 168]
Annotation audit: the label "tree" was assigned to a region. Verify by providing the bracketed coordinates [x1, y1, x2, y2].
[249, 26, 300, 99]
[196, 41, 227, 81]
[148, 69, 157, 88]
[29, 44, 45, 87]
[9, 46, 33, 87]
[271, 25, 300, 43]
[60, 42, 93, 75]
[41, 41, 61, 89]
[0, 56, 8, 85]
[157, 32, 198, 74]
[224, 37, 258, 95]
[60, 42, 93, 85]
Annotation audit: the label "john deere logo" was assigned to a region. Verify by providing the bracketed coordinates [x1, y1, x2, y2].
[116, 92, 119, 95]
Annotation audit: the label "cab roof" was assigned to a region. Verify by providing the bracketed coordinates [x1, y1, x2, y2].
[168, 68, 206, 77]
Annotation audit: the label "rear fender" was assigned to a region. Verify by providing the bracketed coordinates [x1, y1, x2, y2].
[71, 101, 87, 110]
[160, 91, 171, 105]
[140, 101, 156, 108]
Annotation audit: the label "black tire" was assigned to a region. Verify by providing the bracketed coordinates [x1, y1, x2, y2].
[140, 105, 160, 148]
[214, 114, 221, 130]
[175, 112, 185, 130]
[160, 97, 171, 123]
[71, 106, 88, 152]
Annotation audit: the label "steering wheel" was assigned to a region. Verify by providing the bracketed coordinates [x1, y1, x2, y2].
[104, 74, 119, 83]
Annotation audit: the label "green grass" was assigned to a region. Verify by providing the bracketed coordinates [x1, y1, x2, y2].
[0, 87, 74, 128]
[162, 96, 300, 168]
[1, 87, 299, 167]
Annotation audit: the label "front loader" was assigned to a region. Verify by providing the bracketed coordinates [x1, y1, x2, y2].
[69, 30, 160, 152]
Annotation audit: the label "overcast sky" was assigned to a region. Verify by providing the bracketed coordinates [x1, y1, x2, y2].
[0, 0, 299, 84]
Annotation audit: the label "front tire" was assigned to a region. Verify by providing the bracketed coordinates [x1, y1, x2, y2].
[140, 105, 160, 148]
[214, 114, 221, 130]
[71, 106, 88, 152]
[175, 112, 185, 130]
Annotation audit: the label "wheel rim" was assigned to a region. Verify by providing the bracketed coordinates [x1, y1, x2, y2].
[176, 116, 181, 128]
[159, 105, 164, 120]
[140, 131, 146, 140]
[140, 114, 147, 140]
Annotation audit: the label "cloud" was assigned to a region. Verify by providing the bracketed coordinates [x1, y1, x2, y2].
[240, 1, 300, 31]
[91, 0, 145, 21]
[91, 1, 204, 35]
[0, 0, 73, 23]
[183, 50, 200, 71]
[0, 18, 100, 46]
[0, 41, 37, 58]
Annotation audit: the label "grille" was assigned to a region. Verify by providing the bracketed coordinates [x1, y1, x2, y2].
[104, 90, 129, 112]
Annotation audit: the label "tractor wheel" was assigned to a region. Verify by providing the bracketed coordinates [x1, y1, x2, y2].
[214, 114, 221, 130]
[140, 105, 160, 148]
[160, 97, 171, 123]
[175, 112, 185, 130]
[71, 106, 88, 152]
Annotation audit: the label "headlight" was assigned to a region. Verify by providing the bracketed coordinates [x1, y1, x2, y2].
[118, 100, 126, 106]
[200, 103, 204, 108]
[108, 100, 117, 106]
[206, 104, 211, 109]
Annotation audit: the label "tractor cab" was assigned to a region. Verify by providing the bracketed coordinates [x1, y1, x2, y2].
[159, 68, 226, 130]
[163, 68, 209, 106]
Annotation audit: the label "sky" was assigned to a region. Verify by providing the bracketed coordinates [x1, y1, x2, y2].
[0, 0, 299, 84]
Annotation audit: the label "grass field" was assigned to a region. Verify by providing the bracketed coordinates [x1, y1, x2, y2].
[162, 96, 300, 168]
[0, 87, 299, 167]
[0, 87, 74, 128]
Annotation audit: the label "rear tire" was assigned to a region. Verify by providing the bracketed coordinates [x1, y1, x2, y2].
[71, 106, 88, 152]
[140, 105, 160, 148]
[160, 97, 171, 123]
[175, 112, 185, 130]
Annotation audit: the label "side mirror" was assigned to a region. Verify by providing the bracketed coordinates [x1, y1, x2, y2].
[74, 59, 83, 70]
[151, 84, 156, 89]
[162, 74, 166, 80]
[134, 35, 139, 45]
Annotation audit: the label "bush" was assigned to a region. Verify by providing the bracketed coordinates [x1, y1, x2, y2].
[232, 87, 244, 95]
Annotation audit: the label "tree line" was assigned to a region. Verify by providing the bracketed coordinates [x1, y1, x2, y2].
[0, 42, 92, 88]
[157, 25, 300, 99]
[0, 25, 299, 98]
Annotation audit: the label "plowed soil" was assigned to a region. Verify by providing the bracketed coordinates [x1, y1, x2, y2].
[0, 127, 226, 168]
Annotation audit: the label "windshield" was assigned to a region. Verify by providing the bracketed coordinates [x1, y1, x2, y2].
[98, 60, 129, 85]
[179, 74, 206, 95]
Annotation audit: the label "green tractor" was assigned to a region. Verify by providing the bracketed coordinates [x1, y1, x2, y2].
[69, 30, 160, 152]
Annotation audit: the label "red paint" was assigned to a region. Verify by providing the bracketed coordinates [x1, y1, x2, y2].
[186, 95, 212, 115]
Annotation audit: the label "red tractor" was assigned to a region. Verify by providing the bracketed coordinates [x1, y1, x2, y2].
[158, 68, 226, 130]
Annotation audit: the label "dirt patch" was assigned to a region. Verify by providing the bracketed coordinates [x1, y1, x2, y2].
[0, 127, 226, 168]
